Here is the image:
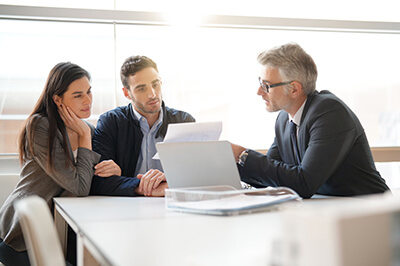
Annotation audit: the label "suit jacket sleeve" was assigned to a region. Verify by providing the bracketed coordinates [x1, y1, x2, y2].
[266, 137, 281, 161]
[31, 117, 100, 196]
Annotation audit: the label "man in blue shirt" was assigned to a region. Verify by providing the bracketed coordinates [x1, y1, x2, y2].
[90, 56, 195, 197]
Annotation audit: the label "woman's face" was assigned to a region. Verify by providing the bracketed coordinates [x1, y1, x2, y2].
[56, 76, 92, 119]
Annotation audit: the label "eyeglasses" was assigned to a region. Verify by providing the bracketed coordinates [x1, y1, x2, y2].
[258, 77, 294, 93]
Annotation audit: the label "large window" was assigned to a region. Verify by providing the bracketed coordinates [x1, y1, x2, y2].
[0, 18, 115, 152]
[1, 3, 400, 153]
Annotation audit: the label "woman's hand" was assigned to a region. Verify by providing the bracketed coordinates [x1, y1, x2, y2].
[94, 160, 122, 177]
[58, 104, 91, 149]
[58, 104, 90, 136]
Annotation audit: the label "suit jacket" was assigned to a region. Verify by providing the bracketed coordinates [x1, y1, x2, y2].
[240, 90, 389, 198]
[0, 115, 100, 251]
[90, 101, 195, 196]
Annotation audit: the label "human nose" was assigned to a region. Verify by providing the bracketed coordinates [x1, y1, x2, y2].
[84, 93, 92, 105]
[257, 85, 265, 96]
[148, 87, 156, 98]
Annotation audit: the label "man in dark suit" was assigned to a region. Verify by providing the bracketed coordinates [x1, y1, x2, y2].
[231, 43, 389, 198]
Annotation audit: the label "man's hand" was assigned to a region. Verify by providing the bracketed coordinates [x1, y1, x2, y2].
[94, 160, 122, 177]
[145, 181, 168, 197]
[135, 169, 167, 197]
[230, 143, 247, 162]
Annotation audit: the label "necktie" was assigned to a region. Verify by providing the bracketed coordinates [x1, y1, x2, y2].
[290, 121, 301, 165]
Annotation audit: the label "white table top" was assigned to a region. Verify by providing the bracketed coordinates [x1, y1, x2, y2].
[82, 209, 282, 265]
[53, 196, 357, 266]
[54, 196, 296, 265]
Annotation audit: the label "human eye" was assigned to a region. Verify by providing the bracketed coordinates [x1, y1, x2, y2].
[263, 81, 272, 88]
[135, 86, 146, 93]
[152, 81, 161, 89]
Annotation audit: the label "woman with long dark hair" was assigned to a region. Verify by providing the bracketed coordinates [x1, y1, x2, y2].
[0, 62, 108, 265]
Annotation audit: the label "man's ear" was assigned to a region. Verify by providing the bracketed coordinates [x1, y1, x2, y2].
[53, 95, 62, 106]
[290, 81, 303, 98]
[122, 87, 132, 100]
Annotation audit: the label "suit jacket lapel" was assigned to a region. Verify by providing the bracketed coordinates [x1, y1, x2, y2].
[297, 91, 319, 159]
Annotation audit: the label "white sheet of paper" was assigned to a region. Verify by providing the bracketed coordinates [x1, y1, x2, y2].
[163, 121, 222, 143]
[153, 121, 222, 159]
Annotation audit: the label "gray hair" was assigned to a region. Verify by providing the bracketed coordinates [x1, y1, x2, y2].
[257, 43, 317, 95]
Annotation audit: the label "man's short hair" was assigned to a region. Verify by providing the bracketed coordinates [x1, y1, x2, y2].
[120, 55, 158, 89]
[257, 43, 318, 95]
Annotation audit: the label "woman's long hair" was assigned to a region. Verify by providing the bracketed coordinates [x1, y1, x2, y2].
[18, 62, 91, 171]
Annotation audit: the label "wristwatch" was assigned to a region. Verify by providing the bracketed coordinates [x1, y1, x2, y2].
[238, 149, 249, 166]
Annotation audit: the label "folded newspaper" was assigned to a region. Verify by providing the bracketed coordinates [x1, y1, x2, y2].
[165, 186, 302, 216]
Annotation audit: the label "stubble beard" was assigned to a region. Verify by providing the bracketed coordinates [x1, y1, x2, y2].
[133, 98, 162, 115]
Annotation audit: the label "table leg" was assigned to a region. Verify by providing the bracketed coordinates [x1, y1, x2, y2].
[77, 233, 100, 266]
[54, 204, 68, 256]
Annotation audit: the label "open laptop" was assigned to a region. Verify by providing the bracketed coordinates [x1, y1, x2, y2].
[156, 141, 243, 190]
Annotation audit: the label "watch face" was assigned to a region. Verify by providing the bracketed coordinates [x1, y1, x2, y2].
[239, 151, 248, 166]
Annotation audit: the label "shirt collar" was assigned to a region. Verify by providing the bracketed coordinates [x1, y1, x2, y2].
[132, 106, 143, 121]
[289, 99, 307, 126]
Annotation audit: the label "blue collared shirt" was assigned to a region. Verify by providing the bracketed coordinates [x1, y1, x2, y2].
[132, 107, 164, 176]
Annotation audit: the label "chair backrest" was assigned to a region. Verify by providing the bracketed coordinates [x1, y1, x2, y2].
[14, 196, 65, 266]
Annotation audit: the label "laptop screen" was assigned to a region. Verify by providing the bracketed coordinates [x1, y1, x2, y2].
[156, 141, 242, 190]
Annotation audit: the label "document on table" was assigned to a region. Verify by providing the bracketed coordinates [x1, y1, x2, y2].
[153, 121, 222, 159]
[167, 193, 298, 216]
[165, 186, 302, 216]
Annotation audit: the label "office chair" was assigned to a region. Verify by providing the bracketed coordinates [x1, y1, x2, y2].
[14, 195, 66, 266]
